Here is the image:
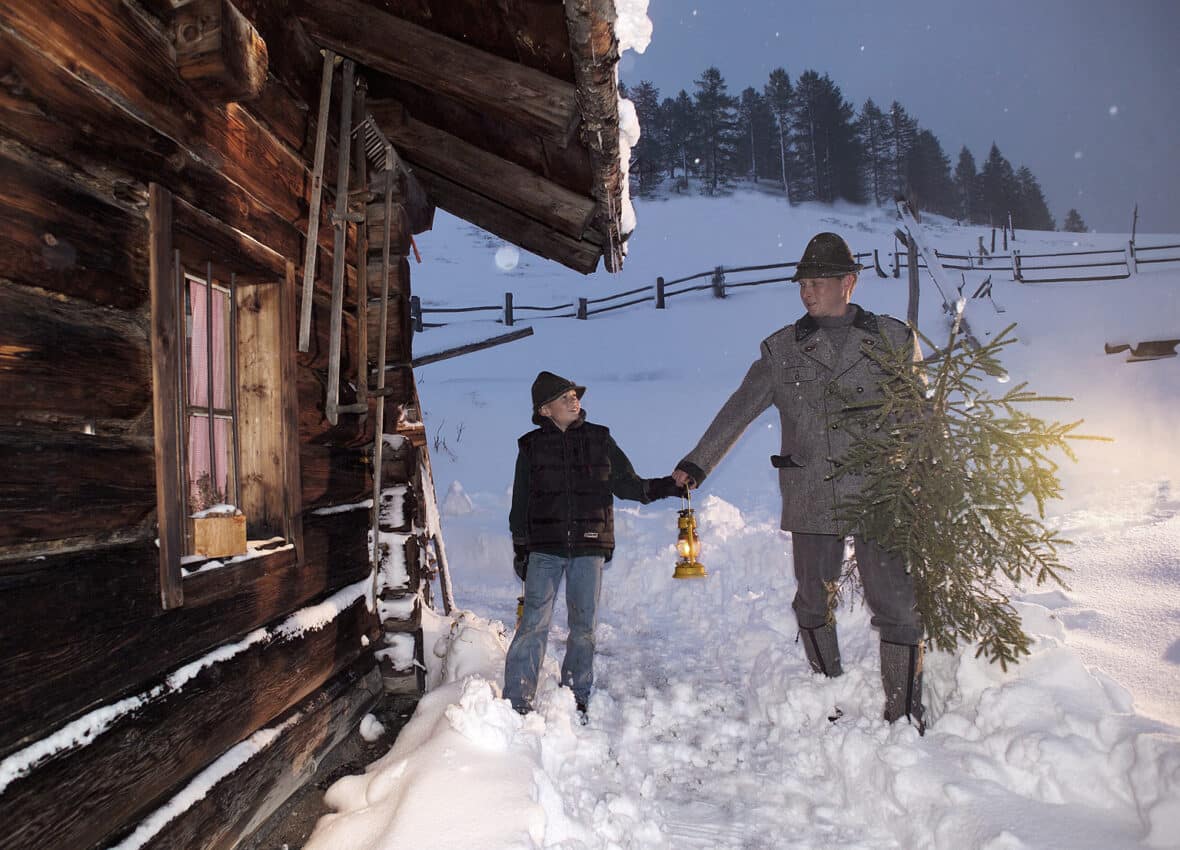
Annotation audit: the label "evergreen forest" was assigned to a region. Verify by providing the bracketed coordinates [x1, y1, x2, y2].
[622, 67, 1068, 231]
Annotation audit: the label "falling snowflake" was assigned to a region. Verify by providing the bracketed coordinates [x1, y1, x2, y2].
[1074, 151, 1084, 160]
[1109, 105, 1119, 116]
[495, 245, 520, 271]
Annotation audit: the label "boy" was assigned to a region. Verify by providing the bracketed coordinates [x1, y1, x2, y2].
[504, 370, 683, 721]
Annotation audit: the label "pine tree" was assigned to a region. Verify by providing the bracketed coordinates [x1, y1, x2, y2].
[888, 101, 919, 197]
[736, 87, 775, 183]
[1062, 208, 1088, 232]
[662, 90, 697, 191]
[626, 81, 664, 196]
[954, 147, 980, 223]
[857, 99, 890, 206]
[979, 143, 1018, 226]
[1014, 166, 1056, 231]
[833, 317, 1106, 668]
[692, 67, 739, 195]
[906, 129, 957, 217]
[792, 70, 863, 203]
[764, 68, 796, 202]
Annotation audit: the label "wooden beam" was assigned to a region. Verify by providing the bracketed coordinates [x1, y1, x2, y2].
[135, 663, 381, 850]
[0, 424, 156, 551]
[411, 326, 534, 368]
[0, 148, 149, 310]
[0, 23, 304, 266]
[297, 0, 580, 145]
[149, 184, 185, 609]
[0, 0, 307, 225]
[0, 593, 376, 850]
[409, 163, 601, 274]
[563, 0, 626, 271]
[174, 0, 269, 102]
[0, 281, 152, 423]
[0, 509, 370, 758]
[370, 99, 595, 239]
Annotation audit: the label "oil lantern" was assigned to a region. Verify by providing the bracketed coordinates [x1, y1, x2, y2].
[673, 490, 707, 579]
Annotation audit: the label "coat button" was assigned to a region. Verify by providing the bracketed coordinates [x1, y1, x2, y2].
[805, 344, 816, 352]
[856, 386, 864, 393]
[830, 423, 839, 430]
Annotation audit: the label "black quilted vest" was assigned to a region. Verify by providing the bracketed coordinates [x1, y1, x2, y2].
[519, 421, 614, 552]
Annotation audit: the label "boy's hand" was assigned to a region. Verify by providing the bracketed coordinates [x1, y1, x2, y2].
[671, 469, 697, 489]
[513, 545, 529, 582]
[647, 476, 687, 501]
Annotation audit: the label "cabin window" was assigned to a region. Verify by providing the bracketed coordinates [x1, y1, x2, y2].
[150, 184, 302, 609]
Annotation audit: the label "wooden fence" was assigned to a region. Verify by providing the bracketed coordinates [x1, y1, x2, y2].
[892, 238, 1180, 285]
[409, 252, 879, 330]
[409, 239, 1180, 333]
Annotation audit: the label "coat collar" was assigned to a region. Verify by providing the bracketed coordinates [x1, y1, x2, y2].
[794, 304, 878, 342]
[536, 410, 587, 432]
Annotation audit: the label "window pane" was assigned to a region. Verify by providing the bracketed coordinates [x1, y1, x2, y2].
[185, 278, 231, 410]
[187, 414, 234, 512]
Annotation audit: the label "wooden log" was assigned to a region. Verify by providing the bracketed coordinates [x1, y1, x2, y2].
[563, 0, 626, 271]
[298, 0, 581, 145]
[0, 592, 378, 850]
[0, 149, 148, 310]
[410, 164, 602, 274]
[296, 368, 375, 449]
[0, 425, 155, 551]
[174, 0, 269, 103]
[173, 193, 286, 282]
[299, 444, 372, 508]
[0, 281, 151, 422]
[0, 24, 303, 265]
[369, 99, 595, 239]
[135, 662, 381, 850]
[0, 509, 370, 757]
[0, 0, 307, 225]
[411, 326, 534, 368]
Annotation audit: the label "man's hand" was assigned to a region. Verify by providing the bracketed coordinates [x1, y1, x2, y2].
[513, 545, 529, 582]
[671, 469, 697, 489]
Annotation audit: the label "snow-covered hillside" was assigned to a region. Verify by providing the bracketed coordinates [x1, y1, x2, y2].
[305, 191, 1180, 850]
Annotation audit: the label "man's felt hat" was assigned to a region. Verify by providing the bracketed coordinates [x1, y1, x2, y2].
[791, 232, 864, 281]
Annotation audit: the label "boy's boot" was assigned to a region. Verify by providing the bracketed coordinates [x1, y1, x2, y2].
[881, 640, 926, 735]
[800, 622, 843, 677]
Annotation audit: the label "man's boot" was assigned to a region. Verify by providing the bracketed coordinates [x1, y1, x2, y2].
[881, 640, 926, 734]
[800, 622, 843, 677]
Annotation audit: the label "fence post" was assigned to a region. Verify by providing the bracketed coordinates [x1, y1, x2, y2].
[711, 265, 726, 298]
[410, 295, 423, 332]
[1008, 212, 1015, 242]
[991, 227, 996, 254]
[891, 250, 900, 278]
[1012, 249, 1022, 282]
[1002, 223, 1008, 252]
[1127, 241, 1138, 275]
[655, 276, 666, 309]
[577, 297, 588, 320]
[503, 291, 514, 326]
[906, 236, 919, 327]
[873, 249, 887, 278]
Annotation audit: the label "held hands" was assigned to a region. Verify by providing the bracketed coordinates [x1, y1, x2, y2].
[513, 544, 529, 582]
[647, 475, 688, 501]
[671, 469, 697, 489]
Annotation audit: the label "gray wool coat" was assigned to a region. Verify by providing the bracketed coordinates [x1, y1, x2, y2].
[677, 304, 919, 535]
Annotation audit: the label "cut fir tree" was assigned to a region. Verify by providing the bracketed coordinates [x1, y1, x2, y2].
[833, 309, 1108, 669]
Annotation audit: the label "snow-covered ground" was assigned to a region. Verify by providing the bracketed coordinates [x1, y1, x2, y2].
[303, 190, 1180, 850]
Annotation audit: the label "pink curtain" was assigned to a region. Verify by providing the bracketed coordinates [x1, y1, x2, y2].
[186, 278, 232, 512]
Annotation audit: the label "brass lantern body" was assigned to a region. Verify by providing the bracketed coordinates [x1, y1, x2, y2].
[673, 501, 707, 579]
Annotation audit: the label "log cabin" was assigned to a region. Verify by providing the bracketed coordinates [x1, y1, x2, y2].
[0, 0, 629, 847]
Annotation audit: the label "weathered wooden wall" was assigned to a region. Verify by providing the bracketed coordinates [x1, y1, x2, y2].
[0, 1, 430, 847]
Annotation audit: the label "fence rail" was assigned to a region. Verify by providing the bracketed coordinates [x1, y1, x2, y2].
[409, 240, 1180, 333]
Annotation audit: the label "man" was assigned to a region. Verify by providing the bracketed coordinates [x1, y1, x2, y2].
[672, 232, 927, 731]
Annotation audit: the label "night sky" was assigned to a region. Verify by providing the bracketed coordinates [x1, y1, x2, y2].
[620, 0, 1180, 234]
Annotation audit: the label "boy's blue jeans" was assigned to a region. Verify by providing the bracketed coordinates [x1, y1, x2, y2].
[503, 551, 604, 712]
